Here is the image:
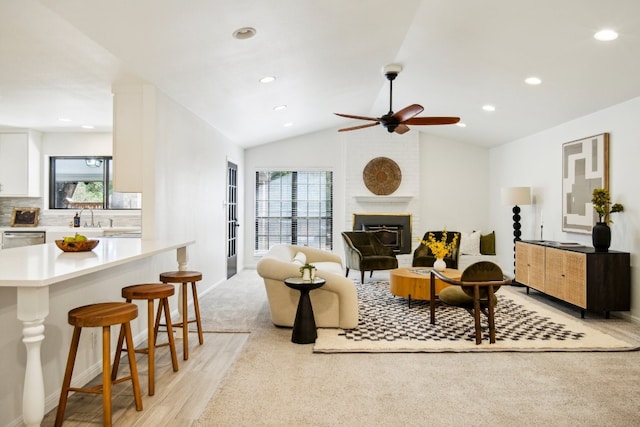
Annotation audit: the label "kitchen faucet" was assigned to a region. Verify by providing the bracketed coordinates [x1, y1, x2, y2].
[79, 207, 97, 228]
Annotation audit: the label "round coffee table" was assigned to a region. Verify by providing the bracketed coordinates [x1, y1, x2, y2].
[283, 277, 326, 344]
[389, 267, 461, 307]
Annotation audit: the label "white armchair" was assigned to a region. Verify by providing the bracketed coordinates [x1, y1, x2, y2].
[256, 244, 358, 329]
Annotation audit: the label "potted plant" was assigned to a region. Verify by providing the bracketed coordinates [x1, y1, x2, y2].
[591, 188, 624, 251]
[299, 263, 317, 281]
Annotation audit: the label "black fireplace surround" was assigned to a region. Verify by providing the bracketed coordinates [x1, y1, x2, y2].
[352, 214, 412, 254]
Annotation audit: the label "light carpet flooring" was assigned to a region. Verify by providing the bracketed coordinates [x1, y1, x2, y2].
[45, 269, 640, 426]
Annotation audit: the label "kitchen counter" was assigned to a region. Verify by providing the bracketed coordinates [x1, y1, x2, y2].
[0, 225, 140, 235]
[0, 237, 194, 426]
[0, 237, 191, 287]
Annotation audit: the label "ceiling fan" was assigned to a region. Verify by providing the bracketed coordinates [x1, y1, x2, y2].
[334, 64, 460, 134]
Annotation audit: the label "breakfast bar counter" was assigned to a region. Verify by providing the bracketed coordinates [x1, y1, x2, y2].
[0, 237, 195, 427]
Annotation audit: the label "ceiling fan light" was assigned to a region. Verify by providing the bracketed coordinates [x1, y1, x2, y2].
[594, 29, 618, 41]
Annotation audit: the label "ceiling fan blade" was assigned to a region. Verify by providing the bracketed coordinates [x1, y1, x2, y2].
[394, 124, 411, 134]
[405, 116, 461, 125]
[334, 112, 380, 122]
[392, 104, 424, 123]
[338, 122, 380, 132]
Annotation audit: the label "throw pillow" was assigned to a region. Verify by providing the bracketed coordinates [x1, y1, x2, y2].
[480, 231, 496, 255]
[459, 231, 482, 256]
[292, 251, 306, 265]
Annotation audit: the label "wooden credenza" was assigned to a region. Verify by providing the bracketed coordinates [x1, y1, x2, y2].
[515, 240, 630, 317]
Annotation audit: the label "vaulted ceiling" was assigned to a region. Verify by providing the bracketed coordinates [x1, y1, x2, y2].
[2, 0, 640, 148]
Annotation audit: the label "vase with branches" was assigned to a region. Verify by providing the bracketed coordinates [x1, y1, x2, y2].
[592, 188, 623, 224]
[591, 188, 623, 251]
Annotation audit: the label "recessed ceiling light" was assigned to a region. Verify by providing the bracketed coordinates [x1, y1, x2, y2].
[58, 117, 72, 122]
[482, 105, 496, 112]
[81, 125, 95, 129]
[525, 76, 542, 85]
[259, 76, 276, 84]
[594, 29, 618, 41]
[456, 122, 467, 128]
[283, 122, 293, 127]
[273, 105, 287, 111]
[232, 27, 256, 40]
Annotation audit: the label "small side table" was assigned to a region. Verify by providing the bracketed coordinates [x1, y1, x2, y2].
[283, 277, 326, 344]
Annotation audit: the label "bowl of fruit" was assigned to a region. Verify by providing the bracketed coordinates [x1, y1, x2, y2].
[55, 233, 100, 252]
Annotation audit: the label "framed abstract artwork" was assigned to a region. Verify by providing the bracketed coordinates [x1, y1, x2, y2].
[562, 133, 609, 234]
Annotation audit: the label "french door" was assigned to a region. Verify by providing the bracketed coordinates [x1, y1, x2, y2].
[226, 161, 239, 278]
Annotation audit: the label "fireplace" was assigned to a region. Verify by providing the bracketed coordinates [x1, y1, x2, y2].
[352, 214, 412, 254]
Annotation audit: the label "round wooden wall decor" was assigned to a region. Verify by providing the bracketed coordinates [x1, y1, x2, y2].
[362, 157, 402, 195]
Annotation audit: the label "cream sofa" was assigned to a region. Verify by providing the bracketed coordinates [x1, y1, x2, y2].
[256, 244, 358, 329]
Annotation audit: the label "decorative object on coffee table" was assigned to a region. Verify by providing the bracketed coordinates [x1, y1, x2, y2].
[362, 157, 401, 195]
[413, 231, 461, 269]
[591, 187, 623, 252]
[433, 258, 446, 272]
[417, 230, 458, 272]
[284, 277, 326, 344]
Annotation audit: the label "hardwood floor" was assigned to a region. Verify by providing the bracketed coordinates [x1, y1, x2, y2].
[43, 332, 249, 426]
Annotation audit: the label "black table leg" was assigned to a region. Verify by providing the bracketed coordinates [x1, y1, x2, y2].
[291, 289, 317, 344]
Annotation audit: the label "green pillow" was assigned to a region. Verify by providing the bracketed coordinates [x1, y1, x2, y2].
[480, 231, 496, 255]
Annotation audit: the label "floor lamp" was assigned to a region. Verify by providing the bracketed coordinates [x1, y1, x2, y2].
[501, 186, 531, 279]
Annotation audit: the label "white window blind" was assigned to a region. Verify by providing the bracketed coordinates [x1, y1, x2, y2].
[255, 171, 333, 253]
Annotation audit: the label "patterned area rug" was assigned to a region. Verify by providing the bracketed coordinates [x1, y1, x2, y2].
[314, 281, 639, 353]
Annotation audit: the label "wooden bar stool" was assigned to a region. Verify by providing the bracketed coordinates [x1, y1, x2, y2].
[112, 283, 179, 396]
[159, 271, 204, 360]
[55, 302, 142, 427]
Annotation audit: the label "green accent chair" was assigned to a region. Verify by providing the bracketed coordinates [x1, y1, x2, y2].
[413, 231, 461, 269]
[341, 231, 398, 284]
[429, 261, 512, 344]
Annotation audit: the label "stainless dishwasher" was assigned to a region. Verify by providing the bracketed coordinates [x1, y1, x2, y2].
[2, 231, 46, 249]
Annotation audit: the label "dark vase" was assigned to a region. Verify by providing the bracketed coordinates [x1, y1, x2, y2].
[592, 222, 611, 252]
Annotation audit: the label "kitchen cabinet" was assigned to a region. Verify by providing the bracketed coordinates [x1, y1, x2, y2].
[0, 131, 42, 197]
[112, 84, 156, 193]
[515, 240, 630, 317]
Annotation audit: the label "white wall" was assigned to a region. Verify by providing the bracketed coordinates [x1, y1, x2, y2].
[243, 126, 492, 268]
[419, 132, 491, 232]
[489, 96, 640, 320]
[142, 87, 245, 288]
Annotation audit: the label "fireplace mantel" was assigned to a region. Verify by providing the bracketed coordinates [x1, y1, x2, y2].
[353, 196, 413, 203]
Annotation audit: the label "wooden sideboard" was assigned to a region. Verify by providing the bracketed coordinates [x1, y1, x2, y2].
[515, 240, 630, 318]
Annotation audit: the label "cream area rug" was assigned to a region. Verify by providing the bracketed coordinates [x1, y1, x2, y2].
[195, 271, 640, 426]
[314, 281, 639, 353]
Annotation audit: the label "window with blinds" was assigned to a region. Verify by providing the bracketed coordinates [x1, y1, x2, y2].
[255, 170, 333, 253]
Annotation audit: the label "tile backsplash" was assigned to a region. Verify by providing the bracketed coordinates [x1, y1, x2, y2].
[0, 197, 141, 228]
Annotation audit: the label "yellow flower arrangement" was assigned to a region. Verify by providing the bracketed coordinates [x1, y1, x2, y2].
[418, 231, 459, 259]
